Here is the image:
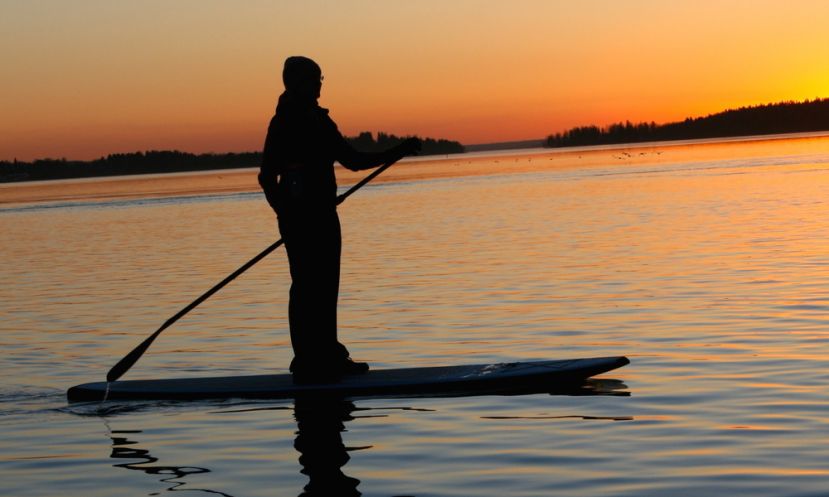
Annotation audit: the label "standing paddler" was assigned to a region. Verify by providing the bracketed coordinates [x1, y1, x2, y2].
[259, 56, 420, 383]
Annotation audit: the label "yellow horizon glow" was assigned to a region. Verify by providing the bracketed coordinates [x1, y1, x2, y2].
[1, 0, 828, 161]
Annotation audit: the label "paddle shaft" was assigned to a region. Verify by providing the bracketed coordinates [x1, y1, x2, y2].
[106, 159, 399, 382]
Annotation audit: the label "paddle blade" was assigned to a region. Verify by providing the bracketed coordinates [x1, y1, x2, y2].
[106, 329, 162, 382]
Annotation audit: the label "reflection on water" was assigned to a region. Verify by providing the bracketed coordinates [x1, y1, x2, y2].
[101, 400, 364, 497]
[96, 382, 630, 497]
[110, 429, 234, 497]
[293, 398, 363, 497]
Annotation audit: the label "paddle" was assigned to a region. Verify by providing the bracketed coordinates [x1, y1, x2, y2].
[106, 158, 400, 382]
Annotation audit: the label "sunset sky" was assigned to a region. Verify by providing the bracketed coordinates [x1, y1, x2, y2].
[1, 0, 827, 161]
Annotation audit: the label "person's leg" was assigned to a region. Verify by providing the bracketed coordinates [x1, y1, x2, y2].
[318, 210, 349, 360]
[323, 211, 368, 375]
[279, 208, 320, 370]
[281, 208, 356, 379]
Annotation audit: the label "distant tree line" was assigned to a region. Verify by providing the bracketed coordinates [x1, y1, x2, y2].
[0, 133, 464, 183]
[347, 131, 465, 156]
[546, 98, 829, 148]
[0, 151, 262, 183]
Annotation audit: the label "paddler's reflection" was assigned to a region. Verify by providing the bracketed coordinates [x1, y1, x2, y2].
[293, 397, 363, 497]
[102, 398, 366, 497]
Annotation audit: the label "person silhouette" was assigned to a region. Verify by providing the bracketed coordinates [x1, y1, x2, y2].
[259, 56, 420, 383]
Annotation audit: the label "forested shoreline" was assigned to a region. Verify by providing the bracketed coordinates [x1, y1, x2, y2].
[546, 98, 829, 148]
[0, 132, 464, 183]
[5, 98, 828, 184]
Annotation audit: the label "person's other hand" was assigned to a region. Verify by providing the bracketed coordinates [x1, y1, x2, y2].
[398, 137, 422, 157]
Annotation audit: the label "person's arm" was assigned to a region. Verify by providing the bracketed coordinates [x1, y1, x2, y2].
[333, 125, 421, 171]
[259, 116, 289, 212]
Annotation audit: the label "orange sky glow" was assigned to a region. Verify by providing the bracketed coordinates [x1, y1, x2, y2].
[1, 0, 827, 161]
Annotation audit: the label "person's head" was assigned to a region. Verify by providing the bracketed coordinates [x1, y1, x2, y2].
[282, 56, 322, 101]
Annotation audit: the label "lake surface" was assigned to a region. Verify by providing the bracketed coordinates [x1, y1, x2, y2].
[3, 133, 829, 496]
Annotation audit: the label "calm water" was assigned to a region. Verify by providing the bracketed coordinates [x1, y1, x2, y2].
[3, 134, 829, 496]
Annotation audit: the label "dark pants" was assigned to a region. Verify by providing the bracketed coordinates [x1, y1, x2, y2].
[277, 200, 350, 368]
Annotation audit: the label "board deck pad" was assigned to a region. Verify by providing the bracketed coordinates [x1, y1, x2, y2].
[67, 356, 629, 402]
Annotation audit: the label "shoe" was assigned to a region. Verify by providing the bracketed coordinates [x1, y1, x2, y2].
[291, 358, 336, 385]
[338, 358, 369, 375]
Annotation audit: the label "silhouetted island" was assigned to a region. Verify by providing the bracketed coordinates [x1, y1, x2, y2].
[0, 132, 464, 183]
[546, 98, 829, 148]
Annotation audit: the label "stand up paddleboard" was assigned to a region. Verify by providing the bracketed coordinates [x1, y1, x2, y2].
[67, 356, 629, 402]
